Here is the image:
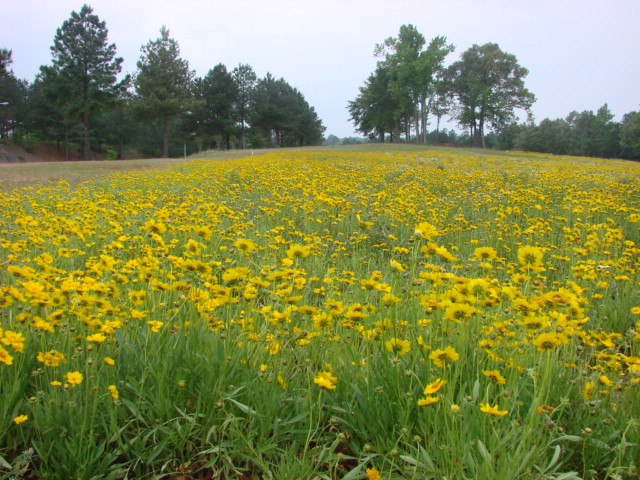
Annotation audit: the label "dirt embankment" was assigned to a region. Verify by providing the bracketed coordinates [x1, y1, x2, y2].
[0, 143, 81, 163]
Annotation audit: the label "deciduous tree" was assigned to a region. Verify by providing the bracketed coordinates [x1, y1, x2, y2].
[444, 43, 535, 148]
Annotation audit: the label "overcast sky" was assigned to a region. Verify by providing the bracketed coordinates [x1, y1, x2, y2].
[2, 0, 639, 137]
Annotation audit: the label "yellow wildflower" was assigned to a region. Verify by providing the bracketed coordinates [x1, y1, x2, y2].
[479, 402, 508, 416]
[65, 371, 83, 387]
[385, 338, 411, 356]
[429, 346, 459, 367]
[13, 415, 28, 425]
[314, 371, 337, 390]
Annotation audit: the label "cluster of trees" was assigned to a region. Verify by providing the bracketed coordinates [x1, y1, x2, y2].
[0, 5, 325, 160]
[348, 24, 639, 160]
[348, 25, 535, 148]
[495, 106, 640, 159]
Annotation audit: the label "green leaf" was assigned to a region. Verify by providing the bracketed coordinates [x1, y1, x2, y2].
[476, 439, 492, 463]
[228, 398, 257, 415]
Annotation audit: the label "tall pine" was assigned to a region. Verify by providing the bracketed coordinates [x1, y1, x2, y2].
[49, 4, 126, 159]
[133, 26, 195, 158]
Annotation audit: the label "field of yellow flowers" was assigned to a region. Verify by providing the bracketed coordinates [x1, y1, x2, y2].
[1, 149, 639, 479]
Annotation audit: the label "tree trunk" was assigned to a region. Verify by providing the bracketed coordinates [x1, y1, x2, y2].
[82, 116, 90, 160]
[117, 134, 124, 160]
[162, 118, 169, 158]
[64, 123, 69, 162]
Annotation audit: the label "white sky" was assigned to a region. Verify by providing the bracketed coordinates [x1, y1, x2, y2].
[2, 0, 639, 137]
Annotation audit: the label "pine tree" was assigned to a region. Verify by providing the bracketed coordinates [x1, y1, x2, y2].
[133, 26, 195, 158]
[48, 4, 126, 159]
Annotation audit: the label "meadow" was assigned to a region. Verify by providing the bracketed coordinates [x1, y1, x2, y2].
[0, 147, 639, 479]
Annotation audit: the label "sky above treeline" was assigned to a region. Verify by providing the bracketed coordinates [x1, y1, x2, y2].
[2, 0, 639, 138]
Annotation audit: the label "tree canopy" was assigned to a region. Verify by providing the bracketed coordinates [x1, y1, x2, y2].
[132, 26, 195, 158]
[443, 42, 535, 147]
[349, 25, 453, 143]
[0, 4, 326, 159]
[46, 4, 126, 159]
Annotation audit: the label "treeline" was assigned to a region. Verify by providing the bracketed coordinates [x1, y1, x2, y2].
[495, 106, 640, 160]
[0, 5, 325, 160]
[349, 24, 639, 160]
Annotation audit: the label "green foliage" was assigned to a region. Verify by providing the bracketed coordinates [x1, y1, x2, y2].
[250, 73, 325, 147]
[191, 63, 239, 149]
[444, 43, 536, 148]
[349, 25, 454, 143]
[248, 132, 267, 149]
[132, 26, 196, 158]
[233, 63, 258, 149]
[620, 111, 640, 160]
[46, 4, 128, 159]
[502, 103, 632, 159]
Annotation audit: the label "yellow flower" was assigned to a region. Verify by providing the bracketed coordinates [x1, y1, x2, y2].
[389, 259, 405, 273]
[107, 385, 119, 399]
[582, 381, 596, 400]
[517, 245, 544, 268]
[482, 369, 506, 385]
[423, 378, 446, 395]
[234, 238, 258, 253]
[366, 468, 381, 480]
[479, 402, 508, 416]
[86, 333, 106, 343]
[1, 330, 25, 352]
[13, 415, 28, 425]
[65, 371, 84, 387]
[418, 396, 440, 406]
[314, 371, 337, 390]
[532, 332, 566, 352]
[130, 309, 147, 320]
[312, 312, 333, 331]
[599, 375, 613, 387]
[268, 341, 281, 355]
[385, 338, 411, 356]
[104, 357, 115, 366]
[414, 222, 439, 240]
[128, 290, 147, 306]
[0, 346, 13, 365]
[142, 219, 166, 234]
[146, 320, 164, 333]
[473, 246, 498, 261]
[443, 303, 477, 323]
[381, 293, 402, 305]
[429, 346, 459, 367]
[36, 349, 65, 367]
[286, 243, 311, 259]
[50, 381, 62, 387]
